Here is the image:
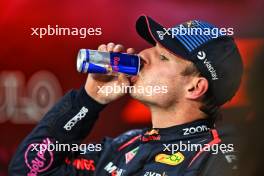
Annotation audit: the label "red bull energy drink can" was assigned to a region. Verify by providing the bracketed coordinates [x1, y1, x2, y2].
[76, 49, 141, 76]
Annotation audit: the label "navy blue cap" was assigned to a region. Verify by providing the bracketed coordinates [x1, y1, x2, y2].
[136, 15, 243, 106]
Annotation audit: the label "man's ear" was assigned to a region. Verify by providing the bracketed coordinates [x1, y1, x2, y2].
[186, 77, 209, 100]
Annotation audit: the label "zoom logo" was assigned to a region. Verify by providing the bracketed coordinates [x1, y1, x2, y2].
[64, 107, 88, 131]
[183, 125, 210, 135]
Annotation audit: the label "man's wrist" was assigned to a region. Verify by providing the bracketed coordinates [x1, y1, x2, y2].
[76, 86, 107, 111]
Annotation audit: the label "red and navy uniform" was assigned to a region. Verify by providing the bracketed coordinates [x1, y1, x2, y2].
[9, 87, 238, 176]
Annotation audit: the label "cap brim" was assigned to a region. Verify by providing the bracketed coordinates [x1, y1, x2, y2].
[136, 15, 190, 59]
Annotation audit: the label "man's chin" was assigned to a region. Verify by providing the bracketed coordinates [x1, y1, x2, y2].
[130, 91, 143, 101]
[129, 91, 151, 105]
[129, 91, 139, 99]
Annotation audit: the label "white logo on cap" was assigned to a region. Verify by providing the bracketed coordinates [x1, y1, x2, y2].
[197, 51, 206, 60]
[197, 51, 218, 81]
[156, 31, 165, 40]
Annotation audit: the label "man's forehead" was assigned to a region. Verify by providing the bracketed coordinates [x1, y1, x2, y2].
[155, 43, 172, 56]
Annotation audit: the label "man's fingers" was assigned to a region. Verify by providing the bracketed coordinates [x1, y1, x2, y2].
[113, 44, 124, 53]
[99, 43, 132, 54]
[127, 48, 136, 54]
[98, 44, 107, 51]
[107, 42, 115, 52]
[91, 74, 116, 82]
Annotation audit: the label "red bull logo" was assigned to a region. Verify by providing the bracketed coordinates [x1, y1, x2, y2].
[113, 56, 120, 72]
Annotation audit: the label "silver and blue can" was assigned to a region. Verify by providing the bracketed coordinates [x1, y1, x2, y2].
[76, 49, 140, 76]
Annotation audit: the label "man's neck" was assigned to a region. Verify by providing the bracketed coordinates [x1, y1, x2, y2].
[149, 101, 206, 128]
